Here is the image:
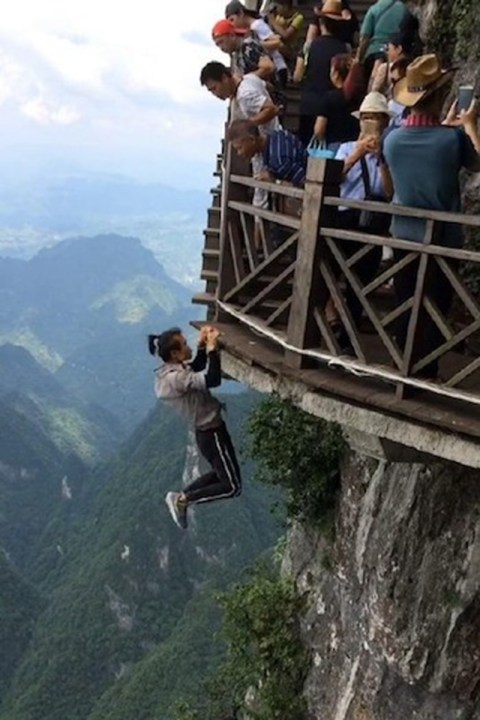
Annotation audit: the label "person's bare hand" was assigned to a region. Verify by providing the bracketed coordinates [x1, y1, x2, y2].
[460, 99, 478, 129]
[313, 117, 324, 137]
[254, 169, 274, 183]
[206, 327, 221, 352]
[198, 325, 212, 346]
[443, 99, 459, 126]
[443, 98, 478, 128]
[356, 134, 379, 156]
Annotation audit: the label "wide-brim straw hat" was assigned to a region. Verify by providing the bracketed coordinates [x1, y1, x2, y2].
[319, 0, 344, 20]
[393, 53, 455, 107]
[352, 91, 395, 118]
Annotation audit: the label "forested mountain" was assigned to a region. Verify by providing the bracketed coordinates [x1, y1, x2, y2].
[0, 553, 41, 703]
[0, 229, 283, 720]
[0, 392, 282, 720]
[0, 344, 121, 463]
[0, 397, 89, 573]
[0, 234, 196, 430]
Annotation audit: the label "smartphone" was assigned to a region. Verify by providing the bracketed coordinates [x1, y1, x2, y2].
[360, 118, 381, 138]
[458, 85, 474, 113]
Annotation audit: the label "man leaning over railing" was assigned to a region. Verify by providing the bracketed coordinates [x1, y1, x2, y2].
[201, 61, 283, 233]
[383, 53, 480, 381]
[228, 118, 307, 187]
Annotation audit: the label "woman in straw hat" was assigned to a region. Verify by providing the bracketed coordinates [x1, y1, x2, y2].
[294, 1, 349, 146]
[304, 0, 359, 50]
[383, 54, 480, 378]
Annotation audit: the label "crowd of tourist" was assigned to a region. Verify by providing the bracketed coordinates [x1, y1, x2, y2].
[200, 0, 480, 377]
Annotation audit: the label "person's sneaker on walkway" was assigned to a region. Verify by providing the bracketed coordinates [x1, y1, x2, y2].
[165, 492, 188, 529]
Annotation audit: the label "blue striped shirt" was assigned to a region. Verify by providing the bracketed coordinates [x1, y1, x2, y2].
[263, 130, 307, 187]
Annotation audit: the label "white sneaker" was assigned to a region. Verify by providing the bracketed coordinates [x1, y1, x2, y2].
[165, 492, 188, 529]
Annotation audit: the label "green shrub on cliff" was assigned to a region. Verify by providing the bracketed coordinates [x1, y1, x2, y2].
[218, 567, 307, 720]
[171, 565, 307, 720]
[247, 394, 345, 526]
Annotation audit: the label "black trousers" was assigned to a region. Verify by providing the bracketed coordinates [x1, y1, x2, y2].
[184, 423, 242, 504]
[393, 251, 457, 378]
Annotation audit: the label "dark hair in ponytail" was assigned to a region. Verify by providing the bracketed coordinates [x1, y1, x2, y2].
[148, 327, 182, 362]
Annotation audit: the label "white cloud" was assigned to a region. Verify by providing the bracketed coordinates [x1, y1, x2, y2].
[0, 0, 228, 185]
[0, 1, 226, 101]
[21, 96, 80, 125]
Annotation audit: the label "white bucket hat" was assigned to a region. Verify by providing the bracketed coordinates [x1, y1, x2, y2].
[352, 91, 395, 119]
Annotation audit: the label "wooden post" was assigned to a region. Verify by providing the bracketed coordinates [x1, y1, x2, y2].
[215, 133, 250, 323]
[285, 157, 343, 368]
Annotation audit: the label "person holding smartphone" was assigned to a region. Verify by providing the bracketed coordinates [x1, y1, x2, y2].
[149, 326, 242, 529]
[383, 54, 480, 380]
[326, 92, 393, 353]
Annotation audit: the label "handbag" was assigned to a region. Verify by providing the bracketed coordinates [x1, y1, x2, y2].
[358, 157, 390, 236]
[307, 136, 336, 160]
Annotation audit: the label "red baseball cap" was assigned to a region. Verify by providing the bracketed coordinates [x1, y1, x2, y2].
[212, 19, 242, 37]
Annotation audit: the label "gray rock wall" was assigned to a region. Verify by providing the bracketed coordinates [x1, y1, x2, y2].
[285, 452, 480, 719]
[281, 6, 480, 717]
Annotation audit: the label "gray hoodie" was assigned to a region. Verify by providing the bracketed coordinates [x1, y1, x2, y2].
[154, 362, 223, 431]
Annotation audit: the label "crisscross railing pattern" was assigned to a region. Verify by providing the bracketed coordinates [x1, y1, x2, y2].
[216, 148, 304, 335]
[214, 152, 480, 406]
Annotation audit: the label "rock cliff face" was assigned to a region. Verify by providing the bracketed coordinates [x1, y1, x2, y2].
[281, 5, 480, 717]
[285, 451, 480, 720]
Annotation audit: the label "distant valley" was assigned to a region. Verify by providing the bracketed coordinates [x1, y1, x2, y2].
[0, 172, 210, 288]
[0, 233, 202, 432]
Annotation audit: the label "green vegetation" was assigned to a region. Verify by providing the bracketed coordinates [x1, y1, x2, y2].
[0, 329, 63, 372]
[0, 553, 41, 703]
[90, 275, 179, 324]
[170, 565, 307, 720]
[426, 0, 480, 64]
[218, 566, 307, 720]
[0, 234, 192, 431]
[170, 397, 345, 719]
[247, 394, 345, 527]
[0, 392, 283, 720]
[0, 399, 88, 572]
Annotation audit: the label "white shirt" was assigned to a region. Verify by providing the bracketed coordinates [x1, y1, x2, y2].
[231, 75, 281, 209]
[251, 18, 287, 73]
[335, 141, 385, 206]
[231, 74, 281, 135]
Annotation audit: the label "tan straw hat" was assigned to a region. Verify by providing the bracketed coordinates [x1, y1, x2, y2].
[320, 0, 343, 19]
[352, 91, 394, 118]
[393, 54, 455, 107]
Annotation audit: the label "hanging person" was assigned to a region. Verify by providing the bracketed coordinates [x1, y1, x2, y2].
[148, 325, 241, 530]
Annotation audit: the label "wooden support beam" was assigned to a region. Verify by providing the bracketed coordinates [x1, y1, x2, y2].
[215, 139, 250, 322]
[242, 261, 296, 314]
[285, 158, 344, 369]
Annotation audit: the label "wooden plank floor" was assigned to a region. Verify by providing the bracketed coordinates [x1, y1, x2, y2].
[192, 319, 480, 443]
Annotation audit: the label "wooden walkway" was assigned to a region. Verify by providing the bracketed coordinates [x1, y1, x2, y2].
[193, 320, 480, 445]
[192, 0, 480, 459]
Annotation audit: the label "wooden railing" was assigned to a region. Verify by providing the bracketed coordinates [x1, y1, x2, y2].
[214, 146, 480, 406]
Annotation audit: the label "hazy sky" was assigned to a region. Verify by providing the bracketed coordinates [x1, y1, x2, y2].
[0, 1, 228, 189]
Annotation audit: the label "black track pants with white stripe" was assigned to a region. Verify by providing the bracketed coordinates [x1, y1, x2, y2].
[184, 423, 242, 504]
